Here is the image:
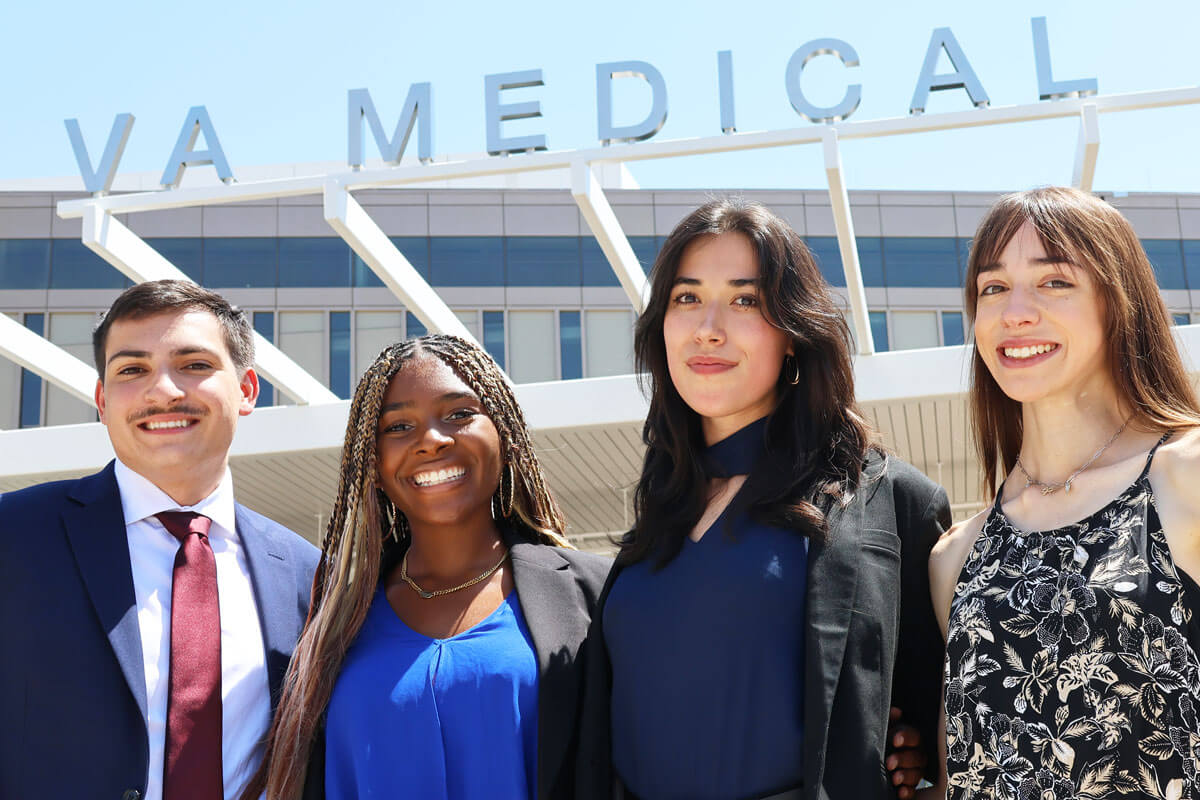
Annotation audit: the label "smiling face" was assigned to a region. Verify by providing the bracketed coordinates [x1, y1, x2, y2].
[973, 221, 1111, 405]
[662, 231, 792, 444]
[95, 309, 258, 505]
[375, 353, 504, 533]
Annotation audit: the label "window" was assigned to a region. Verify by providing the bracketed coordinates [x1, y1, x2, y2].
[1141, 240, 1186, 290]
[253, 312, 275, 406]
[582, 236, 657, 286]
[278, 311, 326, 403]
[19, 313, 43, 427]
[506, 237, 581, 286]
[454, 309, 480, 340]
[406, 312, 427, 338]
[805, 237, 845, 287]
[585, 310, 635, 377]
[1184, 241, 1200, 292]
[941, 311, 965, 346]
[50, 239, 128, 289]
[204, 238, 276, 287]
[354, 237, 430, 286]
[559, 310, 582, 380]
[1172, 312, 1190, 326]
[46, 312, 98, 426]
[869, 310, 889, 352]
[508, 311, 556, 383]
[483, 311, 505, 369]
[145, 238, 203, 284]
[279, 238, 351, 288]
[0, 240, 51, 290]
[857, 238, 885, 287]
[891, 310, 940, 351]
[355, 311, 404, 378]
[430, 238, 504, 286]
[882, 238, 961, 288]
[330, 311, 351, 398]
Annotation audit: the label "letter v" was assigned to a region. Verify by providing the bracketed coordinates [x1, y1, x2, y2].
[64, 113, 135, 195]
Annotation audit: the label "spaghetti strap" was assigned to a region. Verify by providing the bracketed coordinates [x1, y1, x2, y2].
[1137, 431, 1173, 481]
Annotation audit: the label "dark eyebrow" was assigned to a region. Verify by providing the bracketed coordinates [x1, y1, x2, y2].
[671, 276, 759, 287]
[379, 391, 476, 414]
[976, 255, 1073, 278]
[106, 346, 222, 368]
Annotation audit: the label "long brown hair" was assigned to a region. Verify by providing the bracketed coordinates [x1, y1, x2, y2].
[622, 197, 875, 568]
[964, 186, 1200, 496]
[243, 334, 570, 800]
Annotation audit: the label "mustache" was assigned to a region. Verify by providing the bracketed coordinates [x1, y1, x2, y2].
[127, 406, 207, 424]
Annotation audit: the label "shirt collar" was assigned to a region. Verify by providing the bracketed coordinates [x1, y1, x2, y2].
[113, 459, 238, 542]
[703, 416, 769, 478]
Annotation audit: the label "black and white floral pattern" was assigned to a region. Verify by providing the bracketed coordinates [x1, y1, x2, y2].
[946, 454, 1200, 800]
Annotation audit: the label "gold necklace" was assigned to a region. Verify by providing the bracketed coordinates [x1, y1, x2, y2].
[1014, 418, 1130, 496]
[399, 548, 509, 599]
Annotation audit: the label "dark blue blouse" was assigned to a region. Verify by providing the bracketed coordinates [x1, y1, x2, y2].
[325, 586, 538, 800]
[603, 417, 809, 800]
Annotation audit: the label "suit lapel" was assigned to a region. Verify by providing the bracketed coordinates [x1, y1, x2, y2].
[61, 463, 149, 725]
[237, 504, 300, 706]
[508, 541, 582, 800]
[803, 493, 865, 799]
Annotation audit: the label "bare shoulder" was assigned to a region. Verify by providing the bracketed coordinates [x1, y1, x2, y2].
[1150, 427, 1200, 509]
[928, 508, 989, 633]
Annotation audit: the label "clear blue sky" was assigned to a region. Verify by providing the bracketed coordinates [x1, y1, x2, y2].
[1, 0, 1195, 192]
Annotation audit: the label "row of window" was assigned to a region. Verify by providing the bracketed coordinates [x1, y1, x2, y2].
[8, 305, 1198, 429]
[5, 235, 1200, 291]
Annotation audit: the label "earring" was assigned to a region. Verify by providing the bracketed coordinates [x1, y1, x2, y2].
[783, 354, 800, 385]
[493, 463, 515, 519]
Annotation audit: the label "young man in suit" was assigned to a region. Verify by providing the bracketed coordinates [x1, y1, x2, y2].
[0, 280, 320, 800]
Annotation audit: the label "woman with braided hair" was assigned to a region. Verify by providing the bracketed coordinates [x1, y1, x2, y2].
[243, 334, 610, 800]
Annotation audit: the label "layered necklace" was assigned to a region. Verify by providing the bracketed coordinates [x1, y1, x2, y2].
[399, 548, 509, 599]
[1014, 417, 1131, 496]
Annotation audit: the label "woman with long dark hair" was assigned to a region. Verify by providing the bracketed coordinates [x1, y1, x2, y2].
[927, 187, 1200, 798]
[243, 334, 610, 800]
[578, 198, 951, 799]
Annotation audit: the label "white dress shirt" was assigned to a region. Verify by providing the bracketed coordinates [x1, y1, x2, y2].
[114, 459, 271, 800]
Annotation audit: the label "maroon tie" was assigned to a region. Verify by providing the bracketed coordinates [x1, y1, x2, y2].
[156, 511, 223, 800]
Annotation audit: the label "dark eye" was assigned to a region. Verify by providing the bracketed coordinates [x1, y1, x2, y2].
[979, 284, 1006, 297]
[1043, 278, 1073, 289]
[671, 292, 698, 306]
[447, 409, 478, 422]
[116, 365, 144, 376]
[381, 420, 413, 434]
[184, 361, 213, 370]
[733, 294, 759, 308]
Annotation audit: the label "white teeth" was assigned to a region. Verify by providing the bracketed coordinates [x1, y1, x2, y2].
[1003, 344, 1056, 359]
[144, 419, 191, 430]
[413, 467, 466, 487]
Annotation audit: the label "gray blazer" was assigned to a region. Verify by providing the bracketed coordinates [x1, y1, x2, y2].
[576, 454, 951, 800]
[303, 536, 612, 800]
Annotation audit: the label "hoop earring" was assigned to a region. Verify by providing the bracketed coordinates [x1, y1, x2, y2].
[783, 354, 800, 386]
[493, 462, 515, 519]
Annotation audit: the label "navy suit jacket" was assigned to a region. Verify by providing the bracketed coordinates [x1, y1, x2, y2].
[0, 462, 319, 800]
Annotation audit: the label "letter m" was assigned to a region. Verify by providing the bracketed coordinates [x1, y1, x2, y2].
[348, 85, 433, 168]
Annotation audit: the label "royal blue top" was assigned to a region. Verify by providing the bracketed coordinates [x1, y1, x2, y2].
[603, 416, 809, 800]
[325, 586, 539, 800]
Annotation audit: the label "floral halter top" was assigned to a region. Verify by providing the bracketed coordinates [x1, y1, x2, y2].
[944, 436, 1200, 799]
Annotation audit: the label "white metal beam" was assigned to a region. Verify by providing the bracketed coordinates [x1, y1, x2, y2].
[1072, 103, 1100, 192]
[322, 182, 476, 341]
[57, 87, 1200, 219]
[0, 313, 97, 405]
[80, 207, 339, 405]
[822, 128, 874, 356]
[570, 161, 650, 313]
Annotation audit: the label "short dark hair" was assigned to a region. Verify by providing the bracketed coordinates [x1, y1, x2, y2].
[92, 280, 255, 378]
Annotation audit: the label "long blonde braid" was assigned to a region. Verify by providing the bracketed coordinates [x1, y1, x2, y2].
[244, 334, 570, 800]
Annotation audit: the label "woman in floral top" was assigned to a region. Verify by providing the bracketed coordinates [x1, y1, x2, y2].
[926, 187, 1200, 800]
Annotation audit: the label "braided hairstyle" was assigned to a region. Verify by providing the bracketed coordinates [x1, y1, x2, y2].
[244, 334, 569, 800]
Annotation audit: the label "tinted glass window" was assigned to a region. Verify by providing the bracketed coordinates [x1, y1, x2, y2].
[559, 310, 582, 380]
[204, 238, 277, 287]
[869, 310, 888, 352]
[857, 238, 885, 287]
[50, 239, 129, 289]
[253, 311, 275, 406]
[430, 237, 504, 286]
[279, 238, 351, 287]
[1184, 241, 1200, 291]
[1141, 239, 1186, 290]
[941, 311, 965, 346]
[483, 311, 505, 369]
[882, 237, 960, 287]
[330, 311, 351, 398]
[353, 236, 431, 287]
[0, 239, 51, 290]
[507, 237, 581, 286]
[406, 312, 427, 338]
[20, 313, 43, 427]
[145, 238, 203, 284]
[805, 237, 844, 287]
[584, 236, 657, 286]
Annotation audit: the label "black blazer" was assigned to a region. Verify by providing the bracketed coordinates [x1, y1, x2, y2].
[0, 463, 319, 800]
[303, 537, 612, 800]
[576, 454, 951, 800]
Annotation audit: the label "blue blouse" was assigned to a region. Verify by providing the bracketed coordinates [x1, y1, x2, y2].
[325, 586, 539, 800]
[603, 416, 809, 800]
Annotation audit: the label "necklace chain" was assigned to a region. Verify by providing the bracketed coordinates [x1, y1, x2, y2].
[1015, 418, 1131, 496]
[400, 548, 509, 599]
